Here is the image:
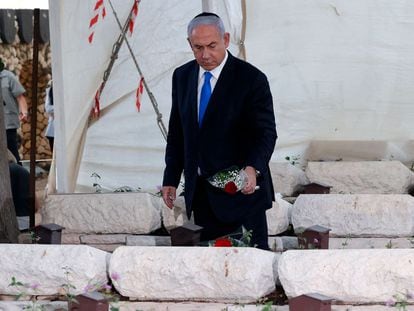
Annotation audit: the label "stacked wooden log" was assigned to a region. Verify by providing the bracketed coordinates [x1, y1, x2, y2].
[0, 42, 52, 161]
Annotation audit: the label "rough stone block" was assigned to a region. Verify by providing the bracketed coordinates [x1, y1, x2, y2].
[80, 234, 127, 244]
[61, 233, 81, 244]
[278, 249, 414, 303]
[0, 245, 109, 296]
[109, 246, 278, 302]
[269, 162, 309, 196]
[292, 194, 414, 237]
[266, 195, 292, 235]
[126, 235, 171, 246]
[306, 161, 414, 194]
[41, 193, 161, 234]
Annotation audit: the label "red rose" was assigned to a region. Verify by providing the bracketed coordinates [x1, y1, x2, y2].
[214, 237, 233, 247]
[224, 181, 237, 194]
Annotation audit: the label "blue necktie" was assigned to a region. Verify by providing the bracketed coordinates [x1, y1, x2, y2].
[199, 71, 212, 126]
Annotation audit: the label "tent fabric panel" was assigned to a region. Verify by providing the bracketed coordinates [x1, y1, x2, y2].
[0, 9, 16, 44]
[16, 9, 33, 43]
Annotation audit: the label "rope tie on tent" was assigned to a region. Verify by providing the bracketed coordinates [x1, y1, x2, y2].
[88, 0, 107, 44]
[107, 0, 168, 141]
[136, 76, 144, 112]
[89, 0, 168, 141]
[89, 0, 137, 119]
[128, 0, 139, 35]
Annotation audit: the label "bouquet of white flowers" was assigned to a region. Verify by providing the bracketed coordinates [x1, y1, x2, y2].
[207, 166, 249, 195]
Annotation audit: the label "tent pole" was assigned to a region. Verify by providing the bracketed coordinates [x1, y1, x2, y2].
[29, 8, 40, 229]
[239, 0, 247, 61]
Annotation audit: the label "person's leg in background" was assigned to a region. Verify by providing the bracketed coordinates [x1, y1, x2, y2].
[47, 136, 54, 153]
[9, 162, 30, 231]
[6, 128, 20, 164]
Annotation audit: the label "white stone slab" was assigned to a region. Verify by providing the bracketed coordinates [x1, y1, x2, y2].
[0, 301, 68, 311]
[126, 235, 171, 246]
[0, 245, 109, 296]
[272, 236, 414, 251]
[2, 302, 414, 311]
[80, 234, 127, 244]
[270, 162, 309, 197]
[278, 249, 414, 303]
[330, 237, 414, 249]
[42, 193, 161, 234]
[61, 233, 81, 244]
[116, 302, 284, 311]
[292, 194, 414, 237]
[306, 161, 414, 194]
[109, 246, 278, 302]
[266, 195, 292, 235]
[115, 305, 414, 311]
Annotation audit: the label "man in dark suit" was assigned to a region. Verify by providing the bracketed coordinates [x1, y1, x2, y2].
[162, 12, 277, 250]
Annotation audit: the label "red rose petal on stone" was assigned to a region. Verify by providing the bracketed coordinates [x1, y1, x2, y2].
[224, 181, 237, 194]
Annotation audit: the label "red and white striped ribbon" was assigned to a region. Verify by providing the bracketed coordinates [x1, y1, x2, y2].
[91, 86, 102, 117]
[135, 77, 144, 112]
[88, 0, 107, 43]
[128, 0, 140, 36]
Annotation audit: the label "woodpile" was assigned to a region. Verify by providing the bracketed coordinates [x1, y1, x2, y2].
[1, 42, 52, 161]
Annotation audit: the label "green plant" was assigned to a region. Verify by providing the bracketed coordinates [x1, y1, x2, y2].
[29, 231, 40, 243]
[341, 235, 352, 249]
[91, 172, 102, 193]
[385, 240, 393, 249]
[60, 266, 77, 303]
[386, 291, 413, 310]
[261, 301, 273, 311]
[285, 155, 300, 166]
[10, 268, 122, 310]
[8, 276, 45, 311]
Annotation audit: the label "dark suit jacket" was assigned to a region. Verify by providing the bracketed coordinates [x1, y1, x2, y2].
[163, 52, 277, 223]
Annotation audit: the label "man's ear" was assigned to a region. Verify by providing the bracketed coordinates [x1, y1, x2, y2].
[187, 38, 193, 49]
[224, 32, 230, 48]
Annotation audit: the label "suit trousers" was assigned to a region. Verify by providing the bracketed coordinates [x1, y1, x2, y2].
[192, 177, 269, 250]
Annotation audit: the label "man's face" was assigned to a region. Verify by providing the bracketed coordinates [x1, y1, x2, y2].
[188, 24, 229, 71]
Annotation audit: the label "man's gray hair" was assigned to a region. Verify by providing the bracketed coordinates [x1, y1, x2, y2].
[187, 15, 225, 38]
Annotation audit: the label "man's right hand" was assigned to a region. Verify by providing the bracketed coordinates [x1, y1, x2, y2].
[162, 186, 177, 209]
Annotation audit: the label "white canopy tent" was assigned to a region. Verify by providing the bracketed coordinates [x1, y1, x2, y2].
[49, 0, 414, 193]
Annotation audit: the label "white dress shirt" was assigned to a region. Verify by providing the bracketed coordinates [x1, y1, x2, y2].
[197, 51, 229, 115]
